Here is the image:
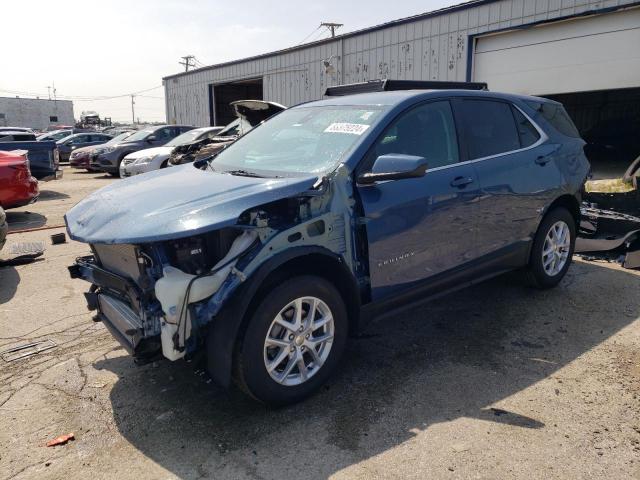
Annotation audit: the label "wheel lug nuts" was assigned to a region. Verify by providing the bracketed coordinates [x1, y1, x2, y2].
[305, 334, 309, 339]
[301, 346, 306, 351]
[288, 334, 294, 340]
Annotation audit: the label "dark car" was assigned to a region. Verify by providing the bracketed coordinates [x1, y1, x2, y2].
[56, 133, 113, 162]
[66, 82, 589, 406]
[0, 140, 61, 181]
[0, 131, 37, 142]
[90, 125, 194, 176]
[69, 131, 135, 170]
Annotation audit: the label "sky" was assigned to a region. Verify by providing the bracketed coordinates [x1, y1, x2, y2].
[2, 0, 460, 123]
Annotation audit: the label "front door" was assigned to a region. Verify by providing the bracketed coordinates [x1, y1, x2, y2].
[356, 100, 480, 301]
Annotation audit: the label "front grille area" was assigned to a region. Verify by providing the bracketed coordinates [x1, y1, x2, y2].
[93, 244, 142, 283]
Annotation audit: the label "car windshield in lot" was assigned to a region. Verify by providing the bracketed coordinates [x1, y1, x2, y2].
[212, 106, 387, 176]
[166, 129, 206, 147]
[123, 129, 153, 142]
[105, 131, 134, 145]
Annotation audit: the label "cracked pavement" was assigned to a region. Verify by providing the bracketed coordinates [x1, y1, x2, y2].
[1, 168, 639, 479]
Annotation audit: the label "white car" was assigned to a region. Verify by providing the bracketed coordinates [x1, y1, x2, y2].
[119, 126, 224, 177]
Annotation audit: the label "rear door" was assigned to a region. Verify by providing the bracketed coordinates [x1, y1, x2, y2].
[453, 98, 562, 263]
[356, 100, 480, 301]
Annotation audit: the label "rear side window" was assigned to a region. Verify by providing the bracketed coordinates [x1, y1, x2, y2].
[525, 101, 580, 138]
[511, 106, 540, 148]
[456, 99, 520, 159]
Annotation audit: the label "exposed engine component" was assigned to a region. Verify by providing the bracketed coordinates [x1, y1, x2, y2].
[155, 230, 259, 361]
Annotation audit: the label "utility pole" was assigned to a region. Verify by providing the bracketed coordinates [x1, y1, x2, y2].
[46, 86, 51, 100]
[320, 22, 343, 38]
[131, 95, 136, 125]
[179, 55, 196, 72]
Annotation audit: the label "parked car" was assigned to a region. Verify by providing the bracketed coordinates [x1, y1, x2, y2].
[70, 131, 135, 171]
[37, 129, 73, 142]
[56, 132, 113, 162]
[168, 100, 285, 166]
[0, 130, 38, 142]
[90, 125, 194, 176]
[0, 206, 7, 251]
[0, 127, 34, 133]
[120, 126, 224, 177]
[66, 84, 589, 405]
[0, 150, 39, 209]
[0, 140, 61, 181]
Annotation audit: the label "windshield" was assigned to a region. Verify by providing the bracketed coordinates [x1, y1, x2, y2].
[123, 129, 152, 142]
[38, 130, 71, 141]
[215, 118, 252, 138]
[212, 106, 386, 176]
[106, 131, 134, 145]
[166, 129, 204, 147]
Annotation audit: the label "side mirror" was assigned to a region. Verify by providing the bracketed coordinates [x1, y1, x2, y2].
[358, 154, 428, 185]
[147, 135, 157, 142]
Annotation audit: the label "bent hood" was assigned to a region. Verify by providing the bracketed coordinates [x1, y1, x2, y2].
[65, 164, 318, 244]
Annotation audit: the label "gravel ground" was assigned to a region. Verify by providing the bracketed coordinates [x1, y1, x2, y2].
[1, 168, 639, 480]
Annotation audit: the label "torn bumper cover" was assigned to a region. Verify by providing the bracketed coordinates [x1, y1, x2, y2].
[575, 205, 640, 269]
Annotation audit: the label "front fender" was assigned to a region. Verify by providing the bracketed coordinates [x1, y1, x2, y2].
[205, 245, 354, 388]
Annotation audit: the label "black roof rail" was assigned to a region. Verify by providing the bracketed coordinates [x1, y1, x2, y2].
[324, 79, 488, 96]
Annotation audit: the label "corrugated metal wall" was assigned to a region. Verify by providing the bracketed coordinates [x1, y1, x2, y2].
[164, 0, 637, 126]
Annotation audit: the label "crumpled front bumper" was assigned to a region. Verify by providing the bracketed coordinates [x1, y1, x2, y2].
[69, 256, 152, 355]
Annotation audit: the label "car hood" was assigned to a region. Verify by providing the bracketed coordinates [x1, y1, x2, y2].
[65, 164, 319, 244]
[125, 146, 173, 159]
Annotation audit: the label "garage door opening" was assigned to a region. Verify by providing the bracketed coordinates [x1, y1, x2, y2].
[543, 87, 640, 180]
[209, 78, 263, 126]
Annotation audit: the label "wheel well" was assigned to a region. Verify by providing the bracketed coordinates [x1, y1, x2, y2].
[243, 254, 361, 338]
[546, 194, 580, 225]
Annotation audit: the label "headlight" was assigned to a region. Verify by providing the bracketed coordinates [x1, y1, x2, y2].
[104, 146, 115, 153]
[133, 155, 155, 165]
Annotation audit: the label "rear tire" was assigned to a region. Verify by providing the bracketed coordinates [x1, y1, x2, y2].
[525, 207, 576, 289]
[233, 275, 348, 406]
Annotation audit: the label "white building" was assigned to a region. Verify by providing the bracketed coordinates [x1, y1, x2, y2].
[0, 97, 74, 130]
[163, 0, 640, 169]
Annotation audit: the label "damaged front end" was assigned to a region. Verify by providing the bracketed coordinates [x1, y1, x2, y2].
[70, 227, 259, 360]
[65, 163, 359, 364]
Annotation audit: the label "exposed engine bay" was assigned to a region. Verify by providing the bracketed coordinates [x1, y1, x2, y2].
[68, 169, 357, 363]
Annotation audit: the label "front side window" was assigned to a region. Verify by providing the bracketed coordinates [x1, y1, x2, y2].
[457, 99, 520, 159]
[364, 100, 459, 170]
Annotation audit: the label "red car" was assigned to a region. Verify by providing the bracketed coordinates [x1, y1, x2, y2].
[0, 150, 39, 209]
[69, 145, 94, 170]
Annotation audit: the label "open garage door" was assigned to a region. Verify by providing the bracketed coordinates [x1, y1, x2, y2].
[209, 78, 263, 126]
[472, 7, 640, 95]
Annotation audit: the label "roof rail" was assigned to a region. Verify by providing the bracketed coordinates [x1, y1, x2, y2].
[324, 79, 488, 96]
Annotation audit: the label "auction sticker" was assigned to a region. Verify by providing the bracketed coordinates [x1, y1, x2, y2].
[324, 123, 370, 135]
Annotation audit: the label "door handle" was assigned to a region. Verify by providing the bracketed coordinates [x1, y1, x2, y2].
[450, 176, 474, 188]
[535, 155, 551, 165]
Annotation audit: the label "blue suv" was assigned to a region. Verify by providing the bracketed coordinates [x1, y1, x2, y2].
[66, 82, 589, 405]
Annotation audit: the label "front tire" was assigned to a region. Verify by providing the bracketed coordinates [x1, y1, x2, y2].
[525, 207, 576, 289]
[234, 275, 348, 406]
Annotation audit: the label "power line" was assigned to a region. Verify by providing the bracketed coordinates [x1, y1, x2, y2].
[0, 85, 163, 102]
[298, 25, 322, 45]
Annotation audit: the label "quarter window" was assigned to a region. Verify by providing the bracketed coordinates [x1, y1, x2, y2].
[511, 107, 540, 148]
[366, 100, 459, 170]
[457, 100, 520, 160]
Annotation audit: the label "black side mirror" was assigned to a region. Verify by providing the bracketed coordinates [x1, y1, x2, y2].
[358, 154, 428, 185]
[147, 135, 157, 142]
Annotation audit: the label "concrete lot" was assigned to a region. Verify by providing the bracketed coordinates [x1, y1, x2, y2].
[1, 168, 639, 480]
